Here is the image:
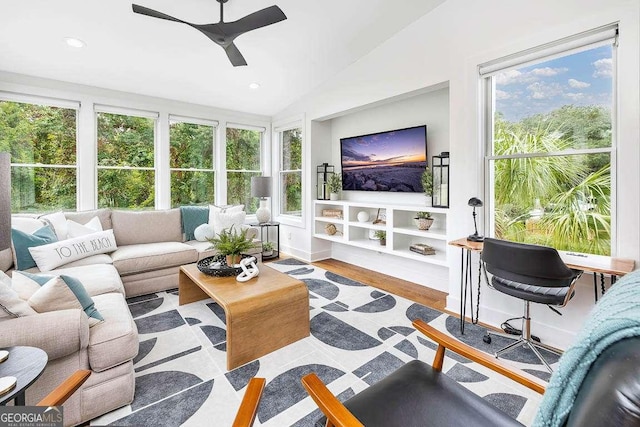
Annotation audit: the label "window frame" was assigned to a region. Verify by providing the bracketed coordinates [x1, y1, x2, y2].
[0, 93, 80, 212]
[274, 121, 304, 224]
[225, 123, 265, 214]
[168, 115, 219, 207]
[480, 27, 618, 256]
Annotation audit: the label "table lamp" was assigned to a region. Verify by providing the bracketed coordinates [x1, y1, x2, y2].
[467, 197, 484, 242]
[251, 176, 272, 224]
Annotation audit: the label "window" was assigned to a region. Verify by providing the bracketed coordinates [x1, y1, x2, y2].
[278, 126, 302, 217]
[0, 99, 78, 212]
[96, 110, 157, 209]
[169, 117, 217, 207]
[482, 26, 616, 255]
[226, 126, 264, 213]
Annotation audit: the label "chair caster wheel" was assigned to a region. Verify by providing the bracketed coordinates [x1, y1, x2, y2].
[483, 334, 492, 344]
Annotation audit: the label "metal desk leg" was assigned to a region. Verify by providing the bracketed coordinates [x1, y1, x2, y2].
[593, 273, 598, 303]
[460, 248, 465, 334]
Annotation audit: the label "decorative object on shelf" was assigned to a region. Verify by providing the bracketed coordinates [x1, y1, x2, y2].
[467, 197, 484, 242]
[251, 176, 272, 224]
[414, 211, 434, 230]
[236, 256, 259, 282]
[374, 230, 386, 246]
[208, 225, 257, 266]
[316, 163, 335, 200]
[372, 208, 386, 225]
[321, 209, 343, 219]
[432, 152, 450, 208]
[262, 241, 274, 257]
[197, 254, 254, 277]
[357, 211, 370, 222]
[324, 223, 342, 236]
[421, 166, 433, 206]
[327, 173, 342, 201]
[410, 243, 436, 255]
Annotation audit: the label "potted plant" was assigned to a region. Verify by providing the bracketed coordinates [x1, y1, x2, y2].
[262, 241, 274, 257]
[208, 225, 257, 266]
[327, 173, 342, 201]
[373, 230, 386, 246]
[421, 167, 433, 206]
[414, 211, 434, 231]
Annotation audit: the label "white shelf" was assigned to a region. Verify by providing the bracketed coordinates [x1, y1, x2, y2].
[313, 200, 449, 267]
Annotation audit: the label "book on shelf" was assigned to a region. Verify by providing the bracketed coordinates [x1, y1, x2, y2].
[322, 209, 343, 218]
[409, 243, 436, 255]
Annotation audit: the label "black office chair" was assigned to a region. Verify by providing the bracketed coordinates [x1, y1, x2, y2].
[481, 238, 582, 372]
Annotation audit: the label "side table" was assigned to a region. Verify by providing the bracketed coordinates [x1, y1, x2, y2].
[251, 222, 280, 261]
[0, 346, 48, 405]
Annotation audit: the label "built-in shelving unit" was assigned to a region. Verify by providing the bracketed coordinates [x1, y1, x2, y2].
[314, 200, 448, 267]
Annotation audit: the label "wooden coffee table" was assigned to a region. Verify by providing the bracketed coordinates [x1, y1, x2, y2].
[179, 262, 310, 370]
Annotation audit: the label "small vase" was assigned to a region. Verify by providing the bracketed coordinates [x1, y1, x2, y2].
[379, 238, 386, 246]
[416, 218, 434, 231]
[329, 192, 339, 201]
[262, 250, 273, 257]
[226, 254, 241, 266]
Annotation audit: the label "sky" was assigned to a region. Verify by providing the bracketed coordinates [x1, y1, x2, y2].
[341, 126, 427, 167]
[495, 44, 612, 121]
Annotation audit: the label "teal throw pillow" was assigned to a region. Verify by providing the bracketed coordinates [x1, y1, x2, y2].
[180, 206, 209, 241]
[11, 226, 58, 270]
[59, 275, 104, 323]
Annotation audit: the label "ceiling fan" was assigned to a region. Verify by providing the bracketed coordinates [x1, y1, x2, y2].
[132, 0, 287, 67]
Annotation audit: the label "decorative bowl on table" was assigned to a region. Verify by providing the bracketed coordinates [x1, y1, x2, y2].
[197, 254, 252, 277]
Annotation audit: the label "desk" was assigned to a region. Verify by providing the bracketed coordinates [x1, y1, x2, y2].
[0, 346, 47, 405]
[448, 238, 636, 334]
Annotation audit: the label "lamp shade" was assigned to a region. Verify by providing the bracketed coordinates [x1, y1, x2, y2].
[251, 176, 272, 198]
[468, 197, 483, 207]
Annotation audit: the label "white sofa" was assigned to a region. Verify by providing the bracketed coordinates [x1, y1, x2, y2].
[0, 207, 260, 426]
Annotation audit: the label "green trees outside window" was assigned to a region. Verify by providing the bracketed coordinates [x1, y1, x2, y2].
[170, 121, 215, 207]
[97, 112, 155, 209]
[0, 101, 77, 212]
[488, 44, 613, 255]
[280, 127, 302, 216]
[226, 127, 262, 213]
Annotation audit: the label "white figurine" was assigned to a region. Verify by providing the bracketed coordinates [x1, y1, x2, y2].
[236, 256, 259, 282]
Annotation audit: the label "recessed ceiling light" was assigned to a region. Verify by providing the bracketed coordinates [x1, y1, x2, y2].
[64, 37, 86, 48]
[249, 82, 260, 89]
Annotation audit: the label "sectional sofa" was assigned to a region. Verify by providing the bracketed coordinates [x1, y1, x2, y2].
[0, 207, 260, 426]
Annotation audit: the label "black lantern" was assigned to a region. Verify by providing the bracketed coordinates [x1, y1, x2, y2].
[316, 163, 335, 200]
[432, 152, 449, 208]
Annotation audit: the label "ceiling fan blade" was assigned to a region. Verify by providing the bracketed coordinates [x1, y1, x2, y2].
[224, 42, 248, 67]
[132, 4, 188, 25]
[221, 5, 287, 38]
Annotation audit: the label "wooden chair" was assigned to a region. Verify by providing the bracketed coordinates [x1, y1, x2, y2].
[37, 370, 91, 407]
[232, 377, 266, 427]
[302, 319, 547, 427]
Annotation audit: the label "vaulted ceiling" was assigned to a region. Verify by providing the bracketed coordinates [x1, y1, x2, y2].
[0, 0, 446, 116]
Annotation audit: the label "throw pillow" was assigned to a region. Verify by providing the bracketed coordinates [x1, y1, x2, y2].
[11, 271, 51, 300]
[194, 223, 215, 242]
[67, 217, 103, 238]
[27, 274, 104, 326]
[0, 271, 37, 319]
[28, 229, 118, 272]
[180, 205, 209, 241]
[212, 210, 247, 236]
[208, 204, 244, 228]
[40, 212, 69, 240]
[11, 226, 58, 270]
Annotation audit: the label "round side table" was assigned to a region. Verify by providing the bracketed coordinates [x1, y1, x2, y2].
[0, 346, 48, 406]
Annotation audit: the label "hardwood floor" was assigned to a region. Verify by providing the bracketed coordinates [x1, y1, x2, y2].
[311, 258, 448, 311]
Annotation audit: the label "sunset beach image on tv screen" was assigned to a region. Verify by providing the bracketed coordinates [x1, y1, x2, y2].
[340, 125, 427, 192]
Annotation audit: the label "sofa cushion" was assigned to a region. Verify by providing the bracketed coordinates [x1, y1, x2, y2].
[194, 223, 214, 242]
[88, 293, 138, 372]
[12, 225, 58, 270]
[0, 271, 37, 319]
[40, 212, 69, 240]
[52, 264, 124, 297]
[65, 209, 112, 230]
[112, 209, 182, 246]
[0, 248, 12, 272]
[28, 230, 117, 272]
[111, 242, 198, 275]
[67, 216, 103, 238]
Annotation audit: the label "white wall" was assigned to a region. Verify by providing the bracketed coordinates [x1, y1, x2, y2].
[274, 0, 640, 349]
[0, 70, 272, 211]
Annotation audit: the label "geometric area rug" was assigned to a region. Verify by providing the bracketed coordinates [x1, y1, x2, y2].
[91, 259, 550, 426]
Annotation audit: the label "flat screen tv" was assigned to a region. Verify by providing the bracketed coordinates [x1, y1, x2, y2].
[340, 125, 427, 192]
